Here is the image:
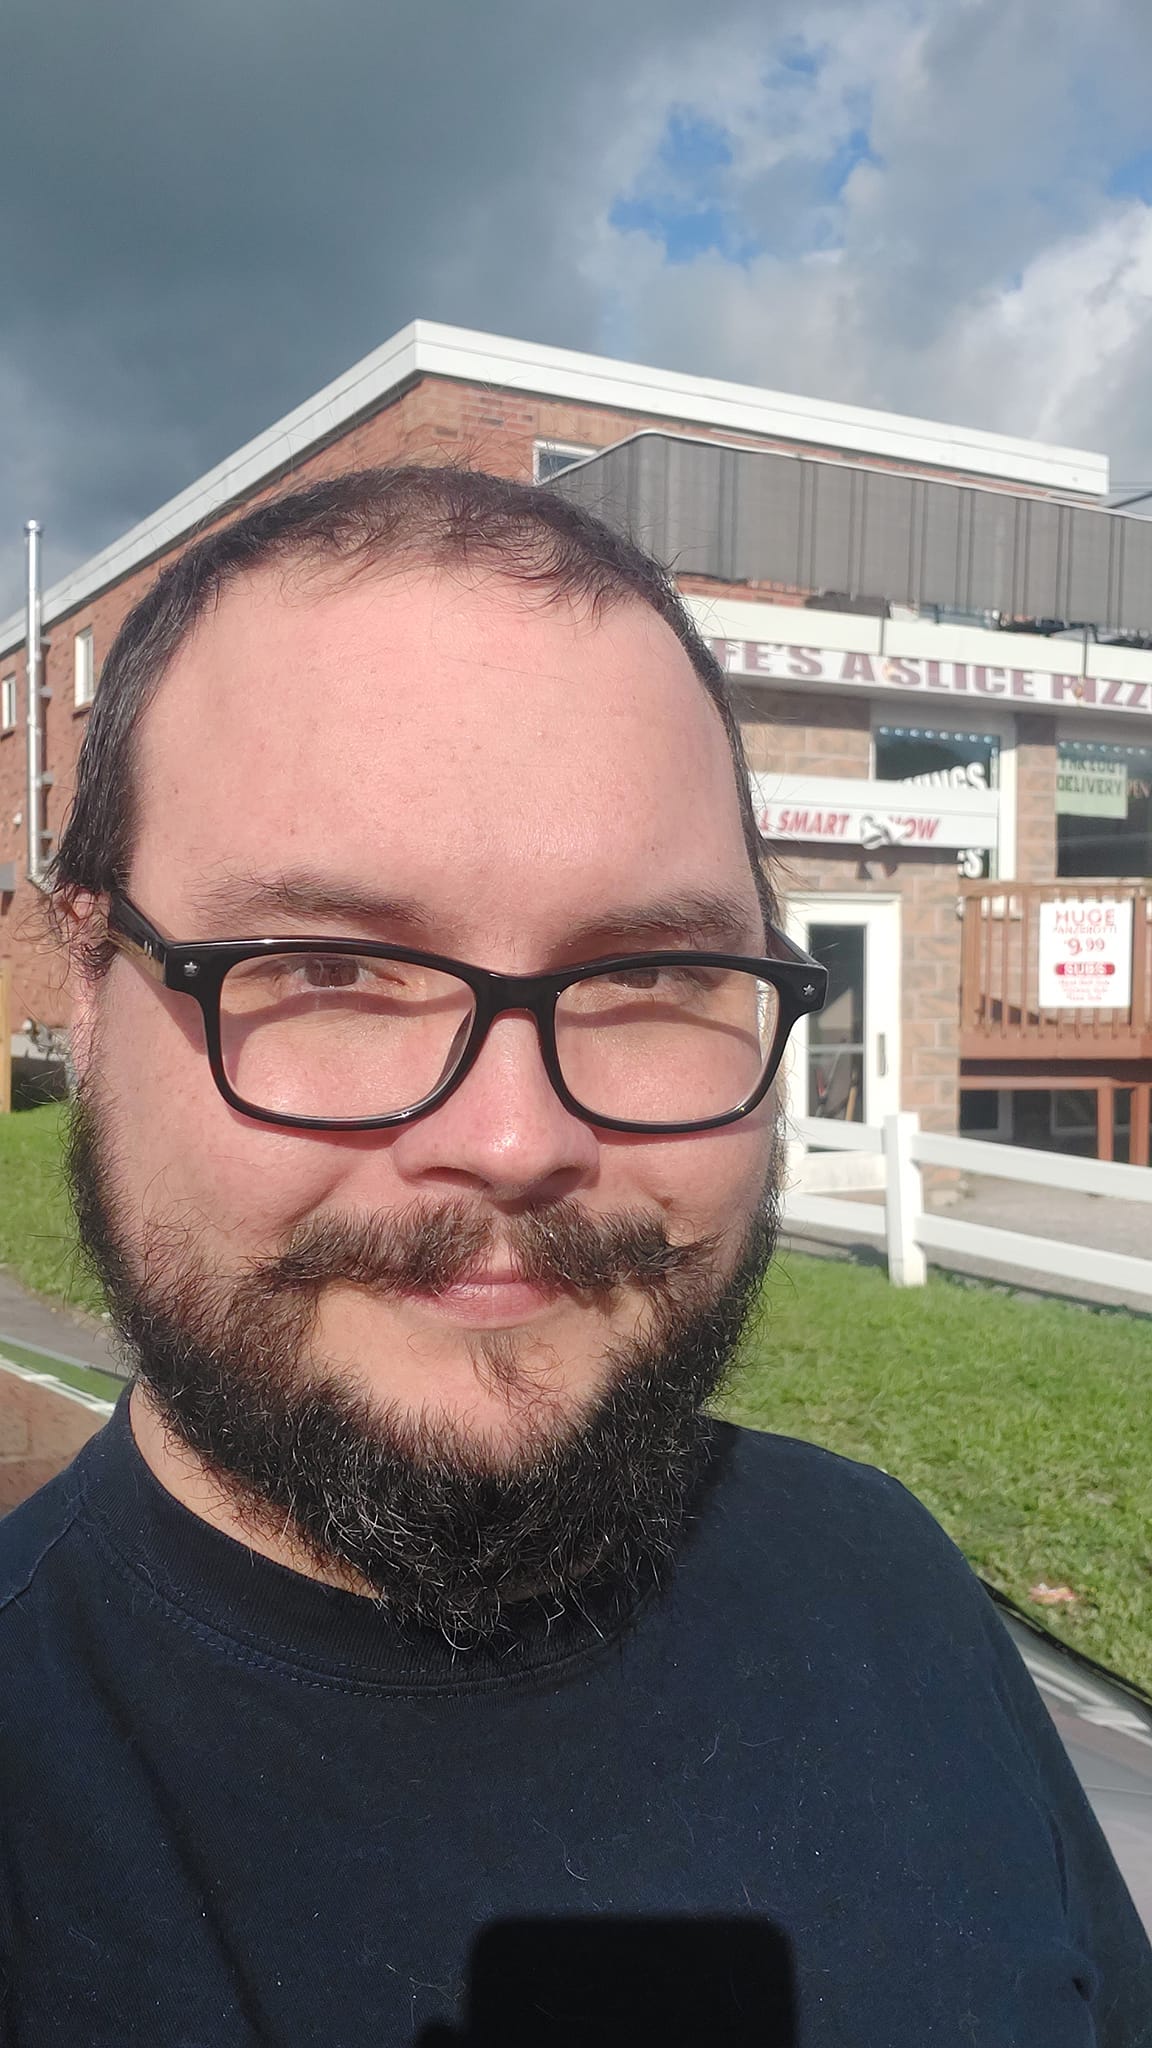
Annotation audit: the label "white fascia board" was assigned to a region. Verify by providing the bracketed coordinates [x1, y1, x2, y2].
[411, 322, 1108, 498]
[0, 321, 420, 657]
[0, 317, 1108, 657]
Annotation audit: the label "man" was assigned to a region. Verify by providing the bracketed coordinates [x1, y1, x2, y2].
[0, 467, 1148, 2046]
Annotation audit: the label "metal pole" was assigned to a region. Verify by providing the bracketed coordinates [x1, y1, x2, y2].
[24, 519, 43, 888]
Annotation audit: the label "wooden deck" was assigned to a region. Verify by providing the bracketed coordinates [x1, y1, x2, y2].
[960, 881, 1152, 1062]
[959, 881, 1152, 1161]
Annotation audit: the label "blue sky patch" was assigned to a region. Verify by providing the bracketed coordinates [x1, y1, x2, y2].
[658, 110, 733, 176]
[822, 123, 880, 197]
[774, 38, 824, 80]
[610, 72, 878, 270]
[1109, 150, 1152, 203]
[609, 194, 759, 264]
[610, 105, 760, 264]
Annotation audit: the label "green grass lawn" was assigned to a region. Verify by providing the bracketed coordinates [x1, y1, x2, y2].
[722, 1250, 1152, 1691]
[4, 1099, 1152, 1686]
[0, 1101, 103, 1315]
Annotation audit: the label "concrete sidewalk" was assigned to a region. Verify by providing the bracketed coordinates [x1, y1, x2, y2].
[785, 1173, 1152, 1313]
[0, 1268, 127, 1377]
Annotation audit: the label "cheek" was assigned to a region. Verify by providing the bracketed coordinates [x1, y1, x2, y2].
[610, 1109, 776, 1249]
[94, 982, 386, 1249]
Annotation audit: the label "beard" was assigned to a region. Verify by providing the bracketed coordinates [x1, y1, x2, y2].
[68, 1088, 779, 1647]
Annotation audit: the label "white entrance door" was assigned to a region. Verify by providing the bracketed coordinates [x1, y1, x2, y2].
[784, 896, 902, 1190]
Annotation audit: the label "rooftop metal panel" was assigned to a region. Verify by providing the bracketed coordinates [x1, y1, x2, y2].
[553, 433, 1152, 637]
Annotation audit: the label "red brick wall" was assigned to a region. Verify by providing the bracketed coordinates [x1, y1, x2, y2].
[0, 368, 1061, 1031]
[736, 685, 872, 779]
[1015, 715, 1057, 882]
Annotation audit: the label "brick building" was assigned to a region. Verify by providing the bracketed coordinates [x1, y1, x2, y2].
[3, 320, 1151, 1161]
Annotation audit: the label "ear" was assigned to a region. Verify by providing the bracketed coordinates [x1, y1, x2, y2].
[60, 890, 108, 1085]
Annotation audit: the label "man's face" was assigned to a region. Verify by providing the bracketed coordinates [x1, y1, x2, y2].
[70, 562, 777, 1622]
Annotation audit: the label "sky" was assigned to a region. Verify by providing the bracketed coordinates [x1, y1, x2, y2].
[4, 0, 1152, 614]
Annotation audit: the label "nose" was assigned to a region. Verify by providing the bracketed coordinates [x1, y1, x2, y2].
[387, 1010, 601, 1206]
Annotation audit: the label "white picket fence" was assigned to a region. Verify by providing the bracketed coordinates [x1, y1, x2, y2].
[785, 1113, 1152, 1299]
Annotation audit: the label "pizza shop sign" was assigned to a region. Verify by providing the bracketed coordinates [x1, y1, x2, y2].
[712, 641, 1152, 716]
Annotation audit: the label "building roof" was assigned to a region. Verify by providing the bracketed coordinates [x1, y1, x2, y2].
[0, 319, 1110, 657]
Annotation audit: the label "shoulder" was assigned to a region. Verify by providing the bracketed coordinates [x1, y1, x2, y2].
[696, 1419, 982, 1619]
[0, 1463, 86, 1621]
[708, 1417, 953, 1549]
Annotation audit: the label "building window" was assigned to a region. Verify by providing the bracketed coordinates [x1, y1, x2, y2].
[1049, 1089, 1100, 1151]
[873, 725, 1002, 879]
[74, 627, 96, 708]
[1056, 739, 1152, 878]
[0, 675, 15, 734]
[533, 440, 595, 484]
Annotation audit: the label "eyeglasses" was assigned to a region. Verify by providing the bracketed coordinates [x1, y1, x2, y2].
[105, 893, 827, 1136]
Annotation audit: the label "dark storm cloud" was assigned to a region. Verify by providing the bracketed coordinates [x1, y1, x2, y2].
[7, 0, 1152, 620]
[0, 0, 768, 613]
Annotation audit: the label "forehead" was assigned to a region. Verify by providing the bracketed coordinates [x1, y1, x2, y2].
[130, 563, 758, 947]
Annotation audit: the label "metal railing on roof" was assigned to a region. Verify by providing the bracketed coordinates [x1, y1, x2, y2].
[553, 433, 1152, 638]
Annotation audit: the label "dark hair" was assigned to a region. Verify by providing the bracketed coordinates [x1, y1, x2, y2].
[53, 465, 775, 937]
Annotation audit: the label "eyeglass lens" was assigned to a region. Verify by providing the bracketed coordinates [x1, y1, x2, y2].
[217, 953, 782, 1126]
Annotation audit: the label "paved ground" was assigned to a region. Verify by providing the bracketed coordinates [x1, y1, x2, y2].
[1001, 1611, 1152, 1934]
[785, 1174, 1152, 1314]
[928, 1176, 1152, 1311]
[0, 1269, 126, 1377]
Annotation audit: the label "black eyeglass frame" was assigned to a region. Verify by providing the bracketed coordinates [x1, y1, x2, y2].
[106, 892, 828, 1136]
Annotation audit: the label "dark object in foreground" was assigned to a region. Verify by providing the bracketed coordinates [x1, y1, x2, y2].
[416, 1918, 794, 2047]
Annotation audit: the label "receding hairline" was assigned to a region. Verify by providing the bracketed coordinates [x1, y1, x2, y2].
[138, 547, 730, 760]
[174, 537, 673, 632]
[50, 462, 777, 942]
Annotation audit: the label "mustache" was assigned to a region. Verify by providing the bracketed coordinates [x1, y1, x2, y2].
[247, 1199, 720, 1301]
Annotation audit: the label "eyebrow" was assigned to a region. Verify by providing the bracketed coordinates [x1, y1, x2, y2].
[185, 869, 435, 937]
[543, 893, 763, 956]
[185, 872, 760, 956]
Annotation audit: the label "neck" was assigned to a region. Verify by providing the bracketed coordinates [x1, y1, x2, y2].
[127, 1382, 375, 1596]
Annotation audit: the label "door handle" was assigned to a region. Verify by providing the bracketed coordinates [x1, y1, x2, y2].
[876, 1033, 888, 1078]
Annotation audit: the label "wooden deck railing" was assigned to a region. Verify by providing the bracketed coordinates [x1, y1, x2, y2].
[959, 880, 1152, 1062]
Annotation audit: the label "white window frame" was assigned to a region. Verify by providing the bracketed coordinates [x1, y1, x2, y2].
[533, 439, 596, 484]
[74, 627, 95, 708]
[1049, 1089, 1100, 1142]
[0, 675, 15, 735]
[959, 1087, 1012, 1142]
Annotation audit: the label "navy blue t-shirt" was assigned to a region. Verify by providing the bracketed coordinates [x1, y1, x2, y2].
[1, 1396, 1149, 2046]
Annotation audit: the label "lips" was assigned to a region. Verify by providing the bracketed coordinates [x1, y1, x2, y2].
[406, 1268, 564, 1328]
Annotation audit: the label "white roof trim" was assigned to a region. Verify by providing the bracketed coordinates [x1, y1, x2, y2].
[0, 318, 1109, 656]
